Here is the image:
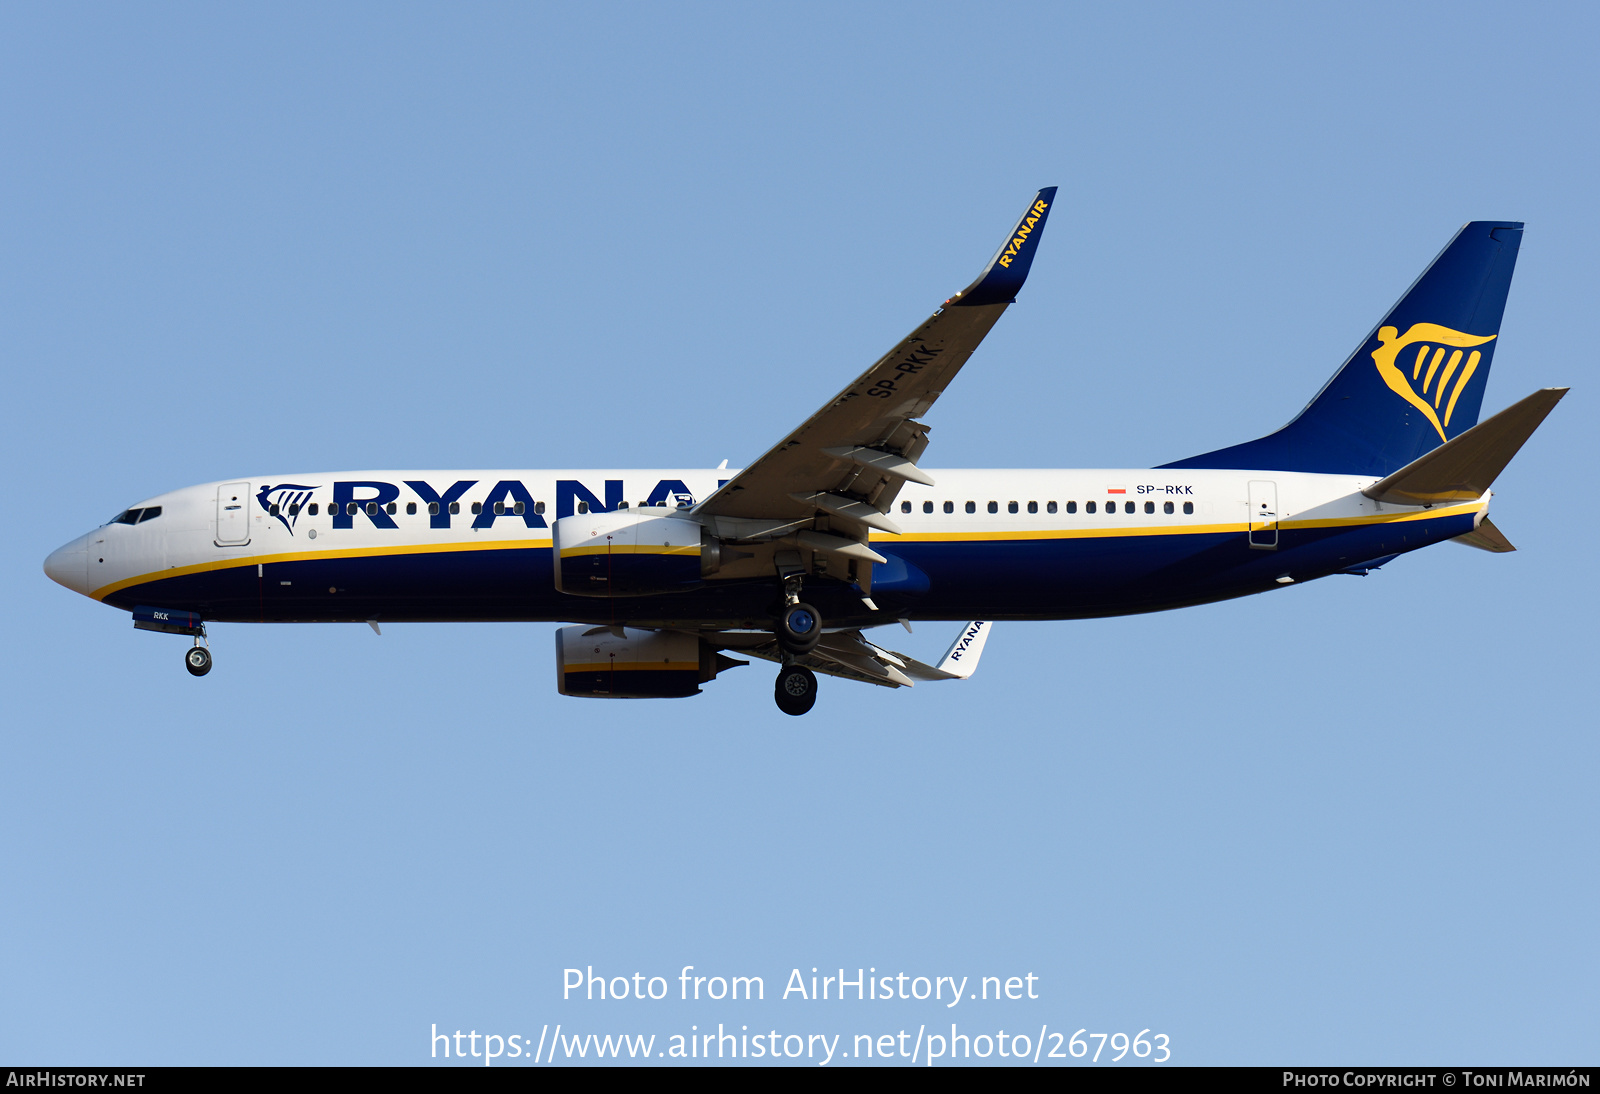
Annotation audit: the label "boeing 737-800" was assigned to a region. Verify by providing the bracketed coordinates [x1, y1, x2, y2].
[43, 189, 1565, 714]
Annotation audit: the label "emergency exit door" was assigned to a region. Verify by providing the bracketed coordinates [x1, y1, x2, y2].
[215, 482, 251, 546]
[1248, 480, 1278, 549]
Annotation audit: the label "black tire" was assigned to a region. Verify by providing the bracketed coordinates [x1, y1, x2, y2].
[185, 646, 212, 677]
[774, 665, 817, 716]
[777, 602, 821, 654]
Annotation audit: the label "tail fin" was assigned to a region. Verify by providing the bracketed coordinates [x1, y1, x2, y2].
[1162, 221, 1524, 476]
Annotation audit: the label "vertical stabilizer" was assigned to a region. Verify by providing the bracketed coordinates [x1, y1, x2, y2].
[1162, 221, 1523, 476]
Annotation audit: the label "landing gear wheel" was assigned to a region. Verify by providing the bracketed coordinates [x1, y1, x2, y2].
[778, 602, 821, 654]
[185, 646, 212, 677]
[774, 665, 817, 716]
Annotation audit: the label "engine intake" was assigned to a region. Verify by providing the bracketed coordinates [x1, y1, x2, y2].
[555, 626, 745, 698]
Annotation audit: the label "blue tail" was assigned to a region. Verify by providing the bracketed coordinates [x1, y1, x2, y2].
[1161, 221, 1524, 476]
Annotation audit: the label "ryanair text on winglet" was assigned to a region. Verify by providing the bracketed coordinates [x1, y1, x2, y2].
[996, 199, 1050, 269]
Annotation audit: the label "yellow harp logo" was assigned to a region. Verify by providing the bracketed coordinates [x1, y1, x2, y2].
[1372, 323, 1496, 441]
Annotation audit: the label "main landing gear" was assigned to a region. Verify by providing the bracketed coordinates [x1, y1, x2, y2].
[774, 664, 817, 716]
[773, 572, 822, 714]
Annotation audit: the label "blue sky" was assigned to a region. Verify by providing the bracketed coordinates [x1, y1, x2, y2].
[3, 1, 1595, 1065]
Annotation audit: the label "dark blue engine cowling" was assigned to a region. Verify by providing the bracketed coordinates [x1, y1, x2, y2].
[555, 626, 745, 698]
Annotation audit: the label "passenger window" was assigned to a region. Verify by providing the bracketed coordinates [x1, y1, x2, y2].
[1183, 501, 1194, 515]
[1123, 501, 1133, 514]
[1008, 501, 1018, 514]
[1064, 501, 1075, 514]
[923, 501, 933, 514]
[347, 503, 358, 516]
[943, 501, 954, 514]
[1027, 501, 1037, 514]
[965, 501, 976, 514]
[901, 501, 911, 513]
[1046, 501, 1056, 514]
[287, 504, 299, 516]
[1086, 501, 1096, 514]
[472, 502, 483, 515]
[514, 501, 525, 515]
[366, 502, 378, 516]
[386, 502, 397, 515]
[577, 501, 589, 514]
[269, 504, 280, 516]
[1144, 501, 1154, 514]
[535, 501, 546, 514]
[449, 502, 460, 515]
[617, 501, 629, 509]
[987, 501, 998, 514]
[494, 502, 505, 515]
[428, 502, 440, 516]
[406, 502, 417, 515]
[309, 503, 319, 516]
[1164, 501, 1174, 514]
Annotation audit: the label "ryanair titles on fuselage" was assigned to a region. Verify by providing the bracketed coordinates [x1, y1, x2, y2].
[256, 476, 716, 537]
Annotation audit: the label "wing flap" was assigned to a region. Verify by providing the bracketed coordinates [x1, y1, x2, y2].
[708, 622, 992, 688]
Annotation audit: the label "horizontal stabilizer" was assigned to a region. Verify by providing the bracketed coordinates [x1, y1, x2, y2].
[1453, 515, 1516, 553]
[1363, 387, 1567, 506]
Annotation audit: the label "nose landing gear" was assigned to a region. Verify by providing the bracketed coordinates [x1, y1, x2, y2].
[185, 641, 212, 677]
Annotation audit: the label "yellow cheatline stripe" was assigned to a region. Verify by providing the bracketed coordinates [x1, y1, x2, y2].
[1283, 501, 1483, 529]
[559, 544, 700, 558]
[92, 536, 554, 601]
[564, 662, 699, 673]
[872, 502, 1484, 543]
[98, 501, 1485, 600]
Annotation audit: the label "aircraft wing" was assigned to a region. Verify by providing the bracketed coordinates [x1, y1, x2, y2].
[694, 189, 1057, 547]
[713, 621, 993, 689]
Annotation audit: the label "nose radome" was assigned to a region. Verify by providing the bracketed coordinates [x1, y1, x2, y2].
[43, 536, 90, 596]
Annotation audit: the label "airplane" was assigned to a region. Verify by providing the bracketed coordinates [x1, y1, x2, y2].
[43, 188, 1566, 715]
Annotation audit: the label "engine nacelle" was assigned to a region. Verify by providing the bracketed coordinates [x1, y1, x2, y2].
[555, 626, 744, 699]
[552, 510, 709, 596]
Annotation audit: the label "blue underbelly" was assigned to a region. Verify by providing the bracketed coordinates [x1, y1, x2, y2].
[103, 512, 1475, 625]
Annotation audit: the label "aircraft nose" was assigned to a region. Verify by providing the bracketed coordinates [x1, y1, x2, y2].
[43, 535, 90, 596]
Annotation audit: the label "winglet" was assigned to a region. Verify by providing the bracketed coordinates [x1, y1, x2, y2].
[935, 621, 992, 679]
[948, 188, 1057, 307]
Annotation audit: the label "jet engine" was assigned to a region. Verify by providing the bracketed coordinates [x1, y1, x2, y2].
[553, 510, 738, 596]
[555, 625, 745, 698]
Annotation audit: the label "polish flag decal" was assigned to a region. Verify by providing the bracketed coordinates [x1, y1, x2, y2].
[1107, 486, 1127, 495]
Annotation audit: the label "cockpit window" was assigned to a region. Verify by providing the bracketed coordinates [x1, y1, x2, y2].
[108, 506, 162, 525]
